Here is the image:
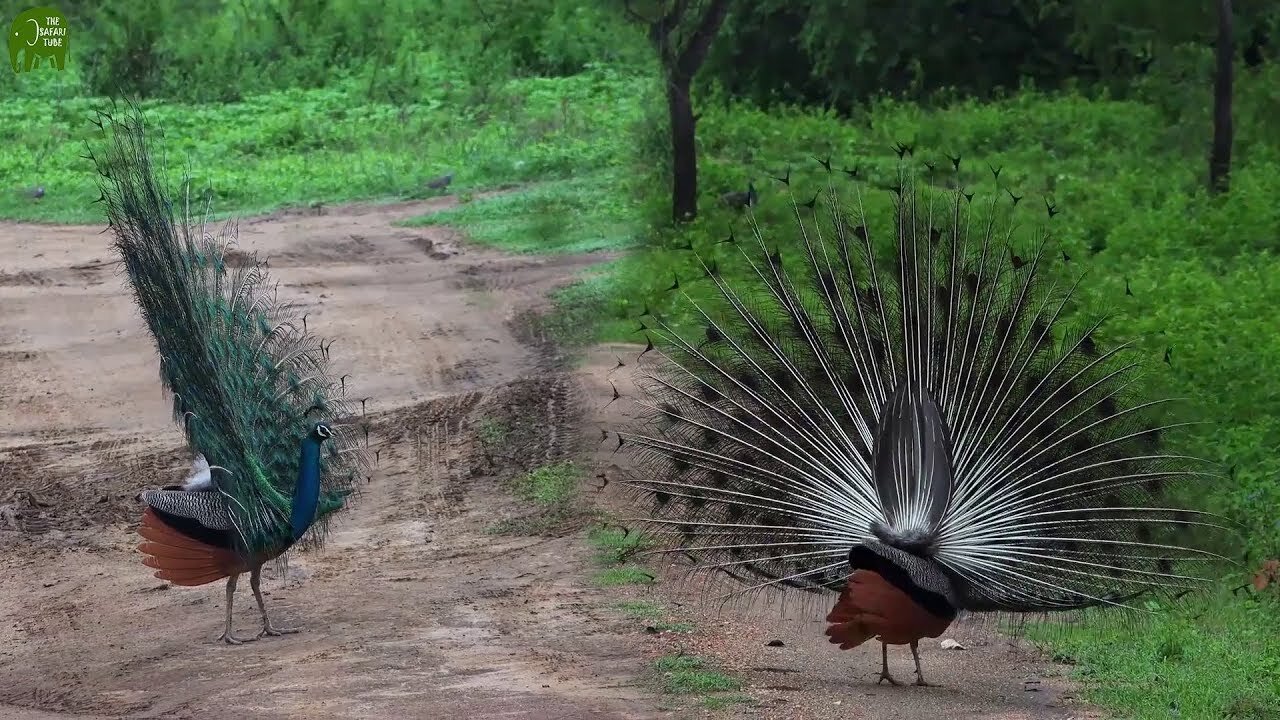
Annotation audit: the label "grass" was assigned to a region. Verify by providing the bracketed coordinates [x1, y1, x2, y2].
[654, 654, 741, 693]
[403, 171, 642, 254]
[487, 461, 585, 535]
[1032, 591, 1280, 719]
[511, 461, 581, 506]
[0, 70, 648, 224]
[612, 600, 693, 632]
[587, 524, 653, 563]
[584, 523, 658, 587]
[476, 418, 509, 447]
[653, 654, 748, 710]
[594, 566, 657, 587]
[613, 599, 665, 620]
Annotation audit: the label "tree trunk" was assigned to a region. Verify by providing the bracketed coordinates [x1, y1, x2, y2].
[667, 77, 698, 223]
[1209, 0, 1234, 195]
[635, 0, 730, 224]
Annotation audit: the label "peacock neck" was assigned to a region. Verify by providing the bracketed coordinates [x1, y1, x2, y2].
[289, 435, 324, 541]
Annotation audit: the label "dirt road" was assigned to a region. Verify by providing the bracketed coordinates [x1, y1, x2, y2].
[0, 197, 1099, 719]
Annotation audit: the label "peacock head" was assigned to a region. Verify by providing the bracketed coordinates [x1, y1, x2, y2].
[311, 422, 334, 442]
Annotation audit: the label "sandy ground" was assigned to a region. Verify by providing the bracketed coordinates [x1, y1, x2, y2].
[0, 196, 1102, 719]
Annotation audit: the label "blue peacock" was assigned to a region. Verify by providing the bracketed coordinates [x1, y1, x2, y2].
[89, 106, 370, 644]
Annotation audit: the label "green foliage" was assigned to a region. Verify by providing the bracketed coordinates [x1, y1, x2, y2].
[587, 524, 656, 586]
[488, 461, 584, 535]
[476, 418, 510, 447]
[511, 462, 581, 507]
[1034, 592, 1280, 718]
[594, 567, 656, 586]
[653, 654, 742, 694]
[698, 0, 1280, 110]
[0, 0, 651, 103]
[3, 0, 1275, 114]
[406, 171, 642, 254]
[703, 0, 1086, 111]
[1070, 0, 1279, 64]
[0, 68, 648, 223]
[588, 524, 654, 564]
[612, 600, 665, 620]
[613, 600, 693, 633]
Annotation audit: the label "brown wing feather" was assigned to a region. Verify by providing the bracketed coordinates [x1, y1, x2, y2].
[824, 570, 953, 648]
[137, 508, 244, 586]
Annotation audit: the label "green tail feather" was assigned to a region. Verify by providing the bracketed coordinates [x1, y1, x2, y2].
[90, 103, 369, 558]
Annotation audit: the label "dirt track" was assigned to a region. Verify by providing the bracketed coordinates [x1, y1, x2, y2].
[0, 197, 1100, 719]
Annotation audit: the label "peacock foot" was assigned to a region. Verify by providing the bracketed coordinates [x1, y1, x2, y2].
[258, 620, 300, 638]
[914, 676, 934, 687]
[217, 630, 259, 645]
[877, 670, 901, 686]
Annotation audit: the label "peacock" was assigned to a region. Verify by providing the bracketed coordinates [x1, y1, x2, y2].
[619, 149, 1233, 686]
[88, 106, 370, 644]
[720, 180, 758, 210]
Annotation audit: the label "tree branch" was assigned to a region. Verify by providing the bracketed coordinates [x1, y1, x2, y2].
[1209, 0, 1234, 194]
[674, 0, 731, 79]
[626, 0, 705, 65]
[660, 0, 692, 38]
[621, 0, 654, 28]
[472, 0, 502, 53]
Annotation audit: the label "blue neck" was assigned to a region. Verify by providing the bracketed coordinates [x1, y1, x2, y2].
[289, 436, 324, 541]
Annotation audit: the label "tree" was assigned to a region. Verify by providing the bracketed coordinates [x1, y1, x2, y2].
[1210, 0, 1234, 194]
[624, 0, 731, 223]
[1068, 0, 1280, 194]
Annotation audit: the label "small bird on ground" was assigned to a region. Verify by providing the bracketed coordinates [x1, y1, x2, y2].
[88, 105, 369, 644]
[719, 181, 758, 210]
[619, 149, 1233, 686]
[426, 173, 454, 191]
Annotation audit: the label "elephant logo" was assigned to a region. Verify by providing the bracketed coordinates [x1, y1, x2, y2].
[9, 6, 68, 74]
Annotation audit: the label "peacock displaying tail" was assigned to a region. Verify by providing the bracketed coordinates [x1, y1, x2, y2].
[88, 105, 371, 644]
[620, 149, 1234, 685]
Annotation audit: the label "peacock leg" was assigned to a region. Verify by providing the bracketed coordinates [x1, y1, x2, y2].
[250, 564, 298, 638]
[876, 642, 900, 685]
[216, 573, 257, 645]
[909, 640, 933, 686]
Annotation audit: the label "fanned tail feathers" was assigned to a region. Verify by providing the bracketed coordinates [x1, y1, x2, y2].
[90, 104, 371, 560]
[622, 151, 1232, 616]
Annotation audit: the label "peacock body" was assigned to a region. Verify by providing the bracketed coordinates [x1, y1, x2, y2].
[90, 106, 370, 644]
[621, 151, 1233, 685]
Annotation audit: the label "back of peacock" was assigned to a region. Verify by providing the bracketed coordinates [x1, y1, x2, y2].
[619, 149, 1236, 685]
[89, 105, 370, 644]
